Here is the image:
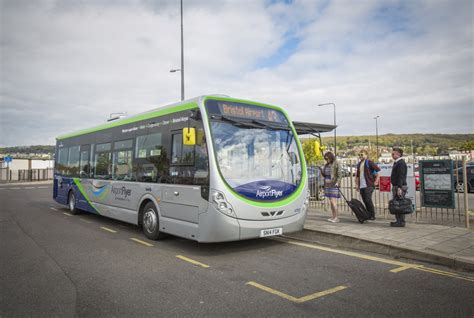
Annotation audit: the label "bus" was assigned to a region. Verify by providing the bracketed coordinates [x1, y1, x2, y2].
[53, 95, 309, 242]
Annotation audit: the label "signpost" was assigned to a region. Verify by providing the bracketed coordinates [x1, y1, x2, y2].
[420, 160, 455, 209]
[4, 156, 13, 182]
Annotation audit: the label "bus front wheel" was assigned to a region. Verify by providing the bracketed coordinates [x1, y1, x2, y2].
[142, 202, 166, 240]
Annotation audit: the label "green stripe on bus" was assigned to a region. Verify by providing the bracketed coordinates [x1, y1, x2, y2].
[57, 102, 198, 140]
[202, 96, 307, 208]
[73, 178, 100, 214]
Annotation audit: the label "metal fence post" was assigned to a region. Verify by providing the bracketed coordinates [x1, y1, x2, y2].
[463, 158, 470, 228]
[350, 159, 354, 199]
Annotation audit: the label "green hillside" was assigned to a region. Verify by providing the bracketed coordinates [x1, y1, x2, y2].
[319, 134, 473, 156]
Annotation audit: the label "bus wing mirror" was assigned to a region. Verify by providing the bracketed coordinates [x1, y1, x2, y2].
[183, 127, 196, 145]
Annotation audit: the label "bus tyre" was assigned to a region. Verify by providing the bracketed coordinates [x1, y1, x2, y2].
[142, 202, 166, 240]
[68, 191, 80, 215]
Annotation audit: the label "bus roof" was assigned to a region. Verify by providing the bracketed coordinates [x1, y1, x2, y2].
[56, 95, 286, 140]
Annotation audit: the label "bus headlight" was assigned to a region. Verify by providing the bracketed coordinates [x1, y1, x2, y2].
[212, 190, 235, 217]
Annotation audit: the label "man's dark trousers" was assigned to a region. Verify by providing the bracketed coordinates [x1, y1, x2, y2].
[360, 186, 375, 218]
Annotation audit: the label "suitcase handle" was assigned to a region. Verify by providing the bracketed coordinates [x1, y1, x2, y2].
[337, 186, 350, 203]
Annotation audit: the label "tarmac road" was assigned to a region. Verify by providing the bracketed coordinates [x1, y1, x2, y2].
[1, 185, 473, 317]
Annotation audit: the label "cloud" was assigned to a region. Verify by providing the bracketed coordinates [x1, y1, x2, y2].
[0, 0, 472, 147]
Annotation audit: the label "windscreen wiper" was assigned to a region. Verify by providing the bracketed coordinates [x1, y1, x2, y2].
[252, 119, 291, 131]
[212, 115, 264, 129]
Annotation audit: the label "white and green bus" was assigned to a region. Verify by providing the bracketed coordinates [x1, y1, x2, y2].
[53, 95, 309, 242]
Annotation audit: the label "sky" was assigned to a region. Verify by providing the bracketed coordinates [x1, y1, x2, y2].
[0, 0, 473, 147]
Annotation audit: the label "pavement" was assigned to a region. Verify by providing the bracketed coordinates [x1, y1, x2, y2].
[287, 208, 474, 272]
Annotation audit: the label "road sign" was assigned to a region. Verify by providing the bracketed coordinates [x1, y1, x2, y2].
[4, 156, 12, 163]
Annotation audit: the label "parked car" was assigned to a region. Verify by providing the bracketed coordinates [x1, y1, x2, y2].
[414, 165, 420, 191]
[453, 165, 474, 193]
[415, 171, 420, 191]
[307, 166, 325, 201]
[341, 164, 356, 177]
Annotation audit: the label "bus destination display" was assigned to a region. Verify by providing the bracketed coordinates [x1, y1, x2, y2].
[217, 102, 287, 123]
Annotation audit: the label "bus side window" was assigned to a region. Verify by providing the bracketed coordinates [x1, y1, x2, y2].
[94, 143, 112, 180]
[135, 132, 165, 183]
[171, 132, 194, 165]
[57, 147, 69, 176]
[68, 146, 80, 177]
[80, 145, 91, 178]
[112, 139, 134, 181]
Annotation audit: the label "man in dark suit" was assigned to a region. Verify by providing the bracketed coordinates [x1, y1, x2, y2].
[390, 147, 408, 227]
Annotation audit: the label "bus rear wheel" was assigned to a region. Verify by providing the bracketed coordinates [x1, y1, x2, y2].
[68, 191, 80, 215]
[142, 202, 166, 240]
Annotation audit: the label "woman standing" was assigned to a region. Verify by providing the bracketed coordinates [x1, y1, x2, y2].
[319, 152, 342, 223]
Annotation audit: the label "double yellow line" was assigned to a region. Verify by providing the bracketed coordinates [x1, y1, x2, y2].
[279, 238, 474, 283]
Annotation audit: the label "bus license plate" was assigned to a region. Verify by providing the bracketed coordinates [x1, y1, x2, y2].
[260, 228, 282, 237]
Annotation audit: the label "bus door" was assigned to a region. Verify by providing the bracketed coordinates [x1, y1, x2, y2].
[55, 145, 69, 204]
[75, 145, 92, 210]
[159, 131, 201, 224]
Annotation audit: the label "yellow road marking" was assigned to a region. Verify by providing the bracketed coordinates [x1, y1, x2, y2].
[283, 239, 412, 267]
[280, 238, 474, 283]
[79, 218, 92, 224]
[63, 212, 73, 217]
[176, 255, 210, 268]
[246, 281, 347, 303]
[50, 207, 58, 211]
[130, 238, 154, 247]
[414, 266, 474, 282]
[100, 226, 117, 233]
[390, 266, 418, 273]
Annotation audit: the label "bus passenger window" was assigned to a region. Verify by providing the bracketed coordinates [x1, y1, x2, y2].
[94, 143, 112, 179]
[172, 132, 194, 165]
[68, 146, 80, 177]
[135, 133, 165, 183]
[113, 139, 134, 181]
[80, 146, 91, 178]
[57, 147, 69, 176]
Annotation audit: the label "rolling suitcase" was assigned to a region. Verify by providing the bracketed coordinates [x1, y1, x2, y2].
[338, 188, 371, 224]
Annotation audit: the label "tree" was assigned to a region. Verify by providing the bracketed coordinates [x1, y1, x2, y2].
[302, 139, 324, 166]
[460, 141, 474, 151]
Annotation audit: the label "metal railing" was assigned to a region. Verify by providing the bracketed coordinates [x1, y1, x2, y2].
[308, 159, 472, 227]
[0, 168, 54, 182]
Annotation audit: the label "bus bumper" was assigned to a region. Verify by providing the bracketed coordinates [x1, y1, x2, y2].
[238, 211, 306, 241]
[197, 207, 306, 243]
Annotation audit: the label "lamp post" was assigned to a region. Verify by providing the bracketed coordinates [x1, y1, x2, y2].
[318, 103, 336, 156]
[374, 115, 380, 160]
[170, 0, 185, 101]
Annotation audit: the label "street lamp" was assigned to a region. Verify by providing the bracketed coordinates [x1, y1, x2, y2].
[170, 0, 185, 101]
[374, 115, 380, 160]
[318, 103, 336, 156]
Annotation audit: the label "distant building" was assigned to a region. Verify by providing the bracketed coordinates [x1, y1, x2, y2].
[0, 158, 54, 170]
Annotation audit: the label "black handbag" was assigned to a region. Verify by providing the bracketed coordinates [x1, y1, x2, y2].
[389, 196, 414, 215]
